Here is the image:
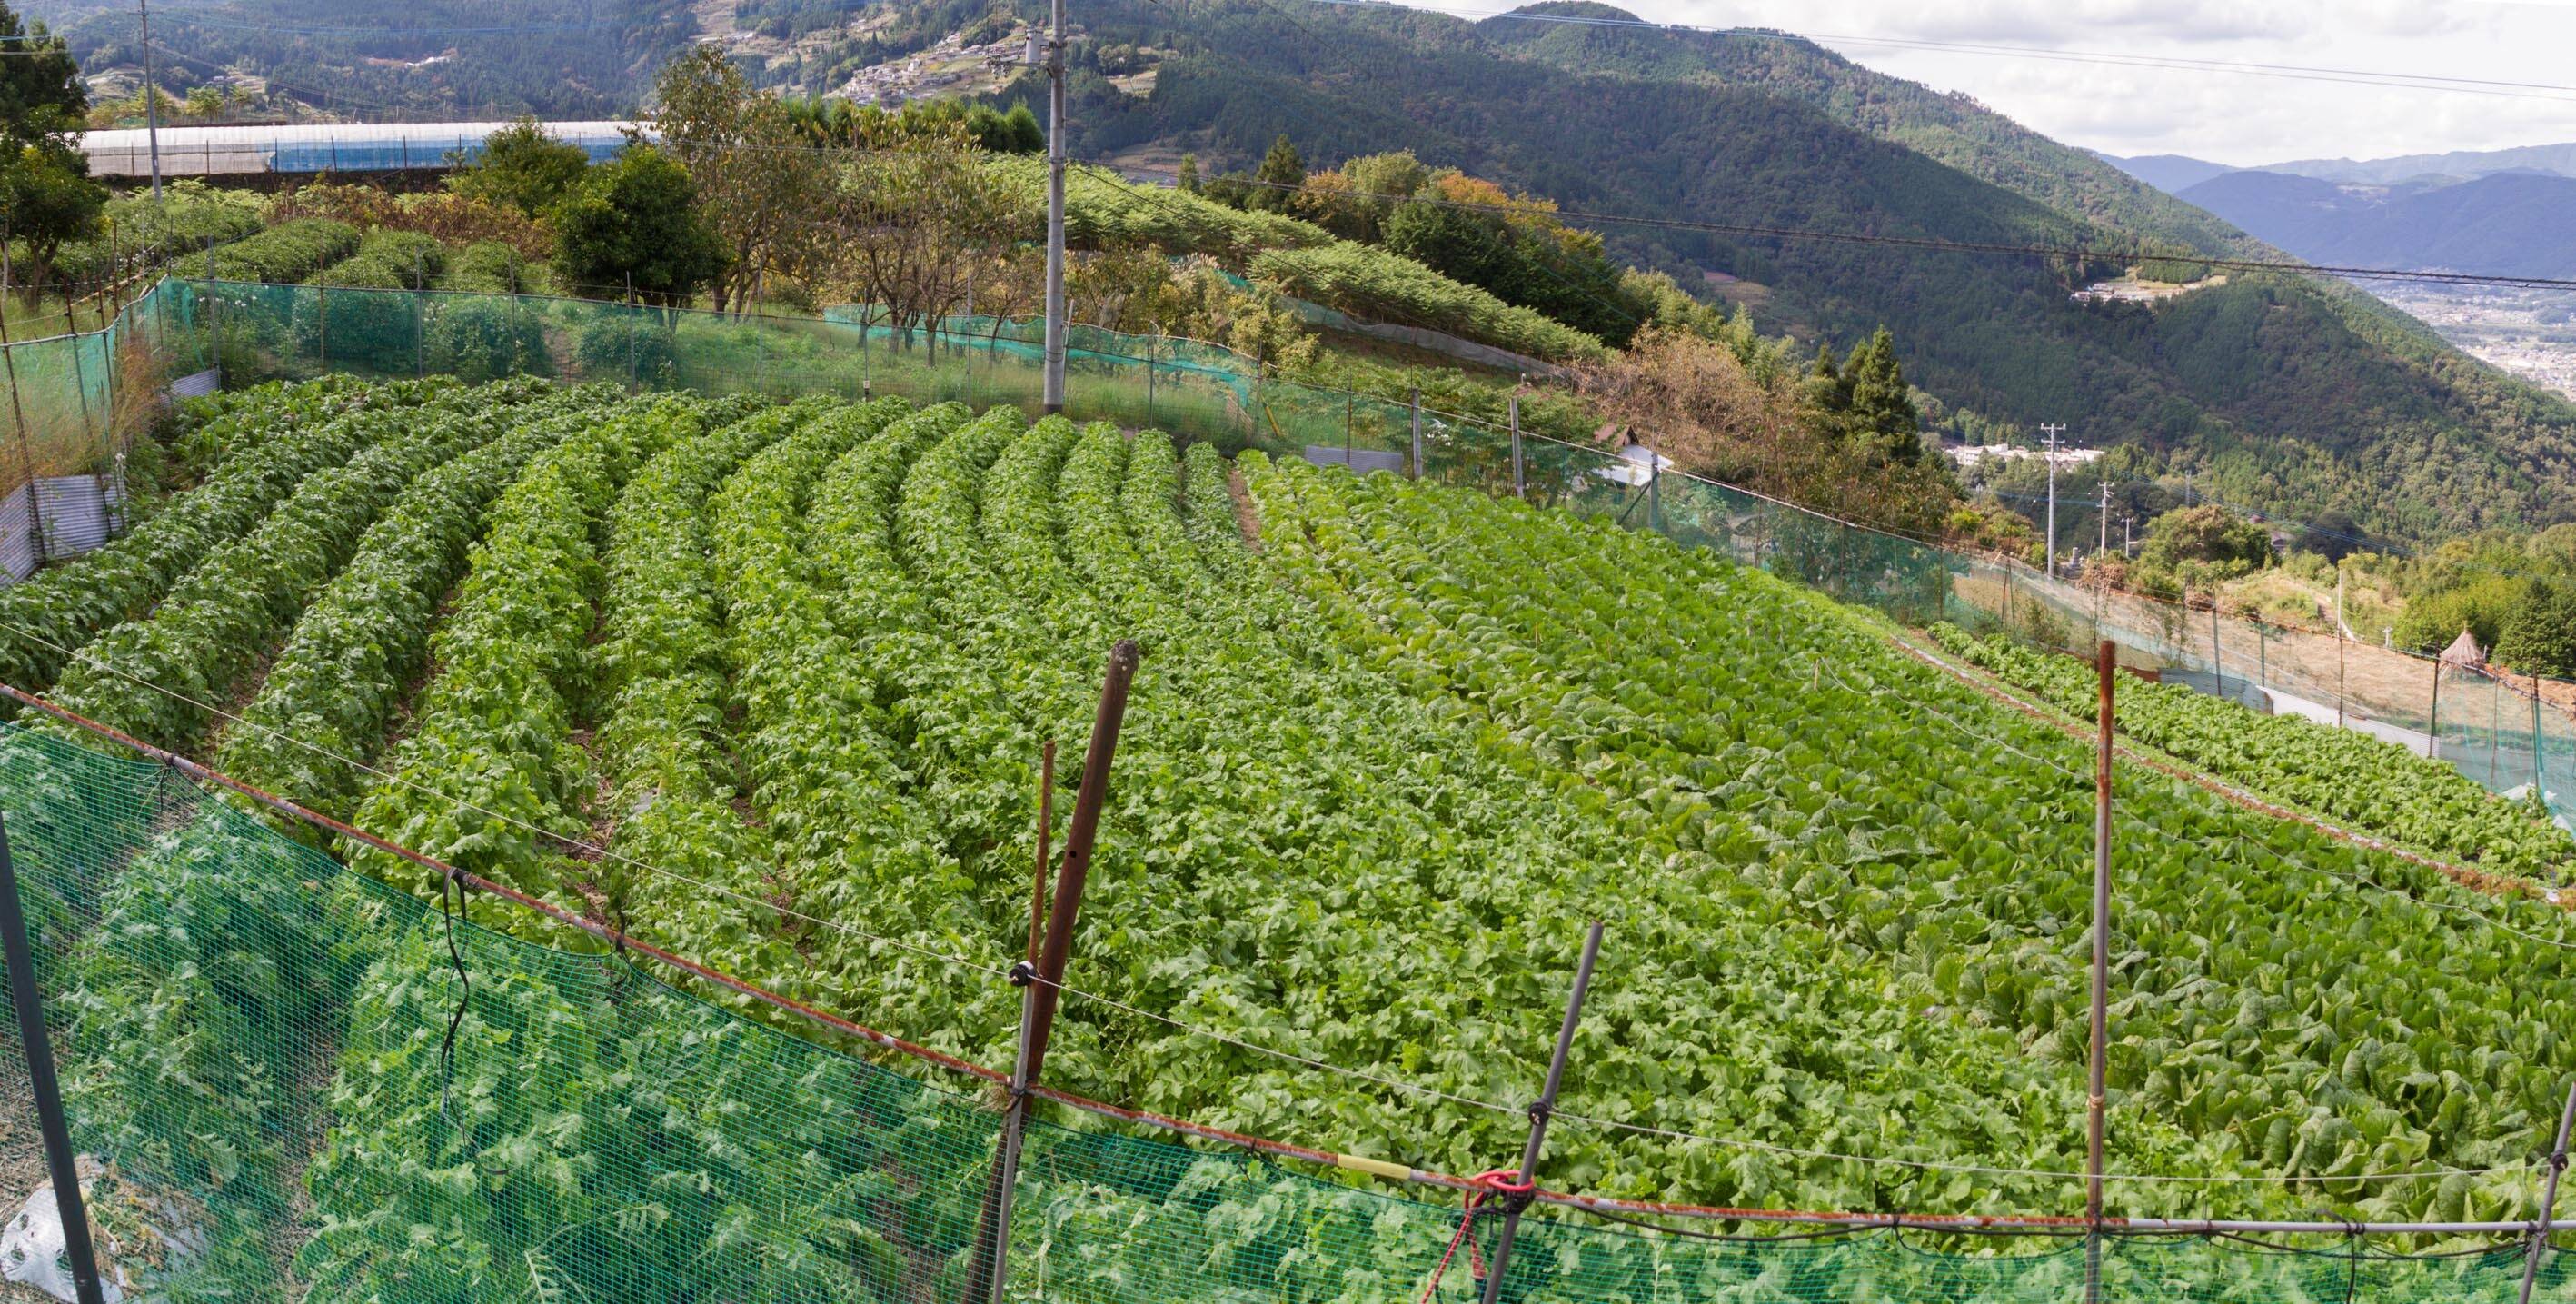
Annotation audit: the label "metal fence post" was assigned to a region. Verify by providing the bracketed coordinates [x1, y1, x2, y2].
[2429, 661, 2445, 761]
[2338, 629, 2348, 729]
[0, 306, 44, 567]
[2539, 690, 2549, 808]
[1, 814, 111, 1304]
[413, 251, 426, 379]
[1480, 921, 1604, 1304]
[1647, 449, 1661, 533]
[624, 274, 638, 392]
[1410, 388, 1423, 480]
[203, 234, 219, 375]
[2085, 639, 2115, 1304]
[2209, 601, 2223, 701]
[67, 321, 92, 452]
[316, 280, 329, 372]
[2521, 1080, 2576, 1304]
[965, 642, 1139, 1304]
[1509, 393, 1524, 499]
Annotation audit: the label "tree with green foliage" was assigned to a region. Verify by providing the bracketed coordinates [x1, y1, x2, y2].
[1841, 327, 1922, 464]
[548, 144, 727, 306]
[2393, 573, 2530, 657]
[2136, 504, 2274, 593]
[1802, 341, 1849, 418]
[2495, 582, 2576, 678]
[448, 117, 592, 219]
[1248, 134, 1305, 213]
[1175, 153, 1200, 194]
[653, 46, 832, 314]
[0, 1, 101, 303]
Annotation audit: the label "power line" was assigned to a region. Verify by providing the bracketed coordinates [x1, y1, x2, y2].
[0, 613, 1010, 981]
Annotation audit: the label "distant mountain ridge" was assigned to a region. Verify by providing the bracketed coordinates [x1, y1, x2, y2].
[2263, 142, 2576, 186]
[2092, 152, 2233, 194]
[2177, 170, 2576, 280]
[2094, 142, 2576, 198]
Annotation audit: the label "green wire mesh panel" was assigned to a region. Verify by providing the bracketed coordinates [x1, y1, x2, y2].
[8, 724, 2576, 1302]
[13, 274, 2575, 831]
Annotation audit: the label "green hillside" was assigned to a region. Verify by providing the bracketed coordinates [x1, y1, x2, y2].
[990, 0, 2576, 543]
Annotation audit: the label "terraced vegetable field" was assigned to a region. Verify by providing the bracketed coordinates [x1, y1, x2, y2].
[1924, 622, 2576, 882]
[14, 379, 2576, 1299]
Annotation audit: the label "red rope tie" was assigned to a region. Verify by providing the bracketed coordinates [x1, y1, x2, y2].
[1417, 1170, 1536, 1303]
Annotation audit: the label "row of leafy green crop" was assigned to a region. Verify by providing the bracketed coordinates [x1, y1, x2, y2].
[42, 381, 563, 753]
[1256, 456, 2576, 1221]
[344, 393, 720, 918]
[0, 378, 446, 699]
[1926, 622, 2576, 883]
[166, 217, 361, 284]
[1024, 158, 1607, 363]
[215, 388, 616, 820]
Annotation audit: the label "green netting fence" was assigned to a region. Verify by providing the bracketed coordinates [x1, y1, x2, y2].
[20, 272, 2576, 836]
[7, 722, 2575, 1302]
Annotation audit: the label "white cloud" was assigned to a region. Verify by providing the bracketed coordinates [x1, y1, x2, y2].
[1504, 0, 2576, 162]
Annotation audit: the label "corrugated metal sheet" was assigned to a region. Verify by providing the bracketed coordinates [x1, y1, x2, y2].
[1303, 445, 1407, 475]
[0, 484, 39, 583]
[0, 472, 128, 585]
[36, 475, 116, 558]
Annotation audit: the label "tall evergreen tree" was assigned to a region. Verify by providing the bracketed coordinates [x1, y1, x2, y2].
[1845, 327, 1923, 464]
[1249, 134, 1305, 212]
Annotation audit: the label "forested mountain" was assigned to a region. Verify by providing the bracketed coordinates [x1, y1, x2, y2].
[2095, 152, 2234, 194]
[2180, 170, 2576, 280]
[962, 0, 2576, 541]
[42, 0, 2576, 540]
[25, 0, 694, 120]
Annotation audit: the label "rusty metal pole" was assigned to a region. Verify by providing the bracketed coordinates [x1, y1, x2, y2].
[0, 304, 43, 567]
[1509, 393, 1524, 499]
[1410, 388, 1423, 480]
[2338, 626, 2348, 730]
[1027, 740, 1055, 965]
[967, 642, 1139, 1304]
[2087, 638, 2114, 1304]
[1023, 638, 1138, 1073]
[1480, 920, 1605, 1304]
[2522, 1080, 2576, 1304]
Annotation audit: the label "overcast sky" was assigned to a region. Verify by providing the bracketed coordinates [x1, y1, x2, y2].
[1397, 0, 2576, 164]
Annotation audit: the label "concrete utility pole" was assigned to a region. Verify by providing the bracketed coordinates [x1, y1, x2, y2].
[140, 0, 163, 202]
[2097, 479, 2110, 559]
[1040, 1, 1068, 413]
[2122, 514, 2133, 558]
[2041, 423, 2067, 576]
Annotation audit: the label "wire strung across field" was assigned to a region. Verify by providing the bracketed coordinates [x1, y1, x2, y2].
[0, 613, 1012, 981]
[0, 479, 2561, 1193]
